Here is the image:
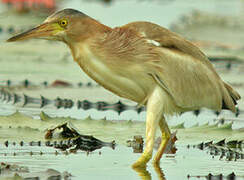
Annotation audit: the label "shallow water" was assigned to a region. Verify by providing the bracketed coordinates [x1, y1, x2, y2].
[0, 110, 243, 179]
[1, 144, 243, 180]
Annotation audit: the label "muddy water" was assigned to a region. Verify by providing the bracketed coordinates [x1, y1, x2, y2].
[1, 0, 244, 179]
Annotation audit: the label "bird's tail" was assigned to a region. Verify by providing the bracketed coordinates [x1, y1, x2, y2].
[222, 82, 241, 112]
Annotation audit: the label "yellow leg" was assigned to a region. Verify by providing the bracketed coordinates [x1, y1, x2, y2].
[132, 86, 165, 168]
[153, 116, 171, 164]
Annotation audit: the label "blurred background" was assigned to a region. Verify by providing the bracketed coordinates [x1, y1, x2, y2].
[1, 0, 244, 46]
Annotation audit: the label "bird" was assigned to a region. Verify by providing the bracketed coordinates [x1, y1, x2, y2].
[7, 8, 241, 168]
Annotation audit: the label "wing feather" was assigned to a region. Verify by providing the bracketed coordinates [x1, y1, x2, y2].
[122, 21, 217, 73]
[92, 22, 239, 111]
[121, 21, 239, 111]
[146, 48, 223, 110]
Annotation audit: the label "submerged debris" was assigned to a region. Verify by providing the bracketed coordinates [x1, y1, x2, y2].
[189, 139, 244, 161]
[155, 131, 178, 154]
[0, 122, 115, 156]
[0, 162, 29, 174]
[126, 135, 144, 153]
[0, 139, 115, 156]
[187, 172, 240, 180]
[45, 122, 116, 152]
[0, 162, 71, 180]
[1, 88, 242, 117]
[45, 122, 80, 139]
[51, 80, 72, 87]
[0, 79, 98, 89]
[127, 131, 178, 154]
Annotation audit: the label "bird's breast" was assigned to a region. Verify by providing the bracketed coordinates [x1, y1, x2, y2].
[73, 45, 153, 104]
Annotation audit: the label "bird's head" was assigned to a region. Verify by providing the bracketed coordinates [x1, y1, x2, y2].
[7, 9, 106, 44]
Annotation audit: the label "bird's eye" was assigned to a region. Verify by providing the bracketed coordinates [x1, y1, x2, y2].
[59, 19, 68, 27]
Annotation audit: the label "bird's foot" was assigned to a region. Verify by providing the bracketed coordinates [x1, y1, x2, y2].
[132, 153, 152, 169]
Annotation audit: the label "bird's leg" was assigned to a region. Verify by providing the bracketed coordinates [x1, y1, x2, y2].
[153, 116, 171, 164]
[132, 86, 164, 168]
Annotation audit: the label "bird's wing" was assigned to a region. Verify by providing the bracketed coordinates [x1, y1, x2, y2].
[120, 22, 225, 110]
[147, 47, 224, 110]
[122, 21, 217, 73]
[91, 24, 237, 111]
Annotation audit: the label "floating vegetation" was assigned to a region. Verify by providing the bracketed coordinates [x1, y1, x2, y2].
[0, 162, 71, 180]
[189, 139, 244, 161]
[0, 139, 91, 157]
[155, 131, 178, 155]
[0, 79, 99, 89]
[126, 131, 178, 154]
[187, 172, 241, 180]
[0, 162, 28, 173]
[0, 88, 146, 113]
[45, 122, 81, 139]
[1, 88, 242, 117]
[0, 122, 116, 156]
[45, 122, 116, 152]
[172, 121, 238, 131]
[170, 122, 185, 129]
[190, 121, 234, 131]
[0, 112, 119, 155]
[214, 117, 244, 126]
[126, 135, 144, 153]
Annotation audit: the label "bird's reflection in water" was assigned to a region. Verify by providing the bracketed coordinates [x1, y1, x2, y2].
[153, 163, 166, 180]
[132, 163, 166, 180]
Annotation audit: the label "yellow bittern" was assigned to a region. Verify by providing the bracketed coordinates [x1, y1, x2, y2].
[7, 9, 241, 168]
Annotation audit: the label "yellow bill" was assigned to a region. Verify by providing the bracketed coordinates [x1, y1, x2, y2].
[7, 23, 56, 42]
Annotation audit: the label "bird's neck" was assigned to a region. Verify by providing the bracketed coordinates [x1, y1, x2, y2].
[66, 18, 111, 61]
[66, 18, 112, 44]
[68, 42, 90, 66]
